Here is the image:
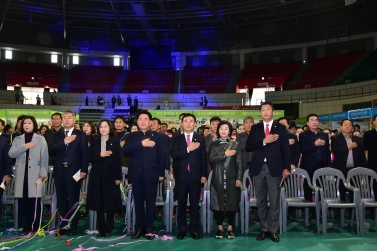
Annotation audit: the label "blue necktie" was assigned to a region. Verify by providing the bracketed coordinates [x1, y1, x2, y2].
[63, 131, 69, 164]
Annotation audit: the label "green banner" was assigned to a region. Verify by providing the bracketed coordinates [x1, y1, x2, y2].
[6, 109, 52, 118]
[194, 110, 239, 118]
[150, 110, 192, 118]
[296, 117, 307, 124]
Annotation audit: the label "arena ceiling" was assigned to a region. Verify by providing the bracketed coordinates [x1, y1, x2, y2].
[0, 0, 376, 51]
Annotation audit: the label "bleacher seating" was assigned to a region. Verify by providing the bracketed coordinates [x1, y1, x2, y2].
[242, 61, 301, 80]
[339, 49, 377, 85]
[69, 65, 123, 93]
[0, 61, 62, 76]
[294, 50, 364, 89]
[121, 70, 175, 93]
[182, 66, 233, 93]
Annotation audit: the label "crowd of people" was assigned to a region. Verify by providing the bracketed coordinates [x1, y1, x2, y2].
[0, 101, 376, 242]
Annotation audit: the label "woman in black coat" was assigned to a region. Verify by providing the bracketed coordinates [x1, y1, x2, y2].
[209, 120, 242, 239]
[87, 119, 122, 237]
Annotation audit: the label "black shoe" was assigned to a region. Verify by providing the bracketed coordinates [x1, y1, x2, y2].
[215, 230, 223, 239]
[190, 231, 200, 239]
[270, 233, 279, 242]
[256, 231, 268, 240]
[131, 230, 146, 239]
[68, 229, 77, 236]
[288, 214, 296, 221]
[105, 232, 111, 238]
[97, 232, 103, 237]
[227, 230, 235, 239]
[146, 232, 155, 240]
[177, 231, 186, 239]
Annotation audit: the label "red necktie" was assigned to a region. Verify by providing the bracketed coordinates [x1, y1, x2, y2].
[265, 124, 270, 136]
[186, 134, 191, 172]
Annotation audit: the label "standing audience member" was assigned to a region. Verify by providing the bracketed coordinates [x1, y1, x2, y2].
[20, 92, 25, 104]
[122, 110, 165, 240]
[236, 117, 254, 174]
[134, 96, 139, 109]
[111, 95, 116, 109]
[171, 113, 207, 240]
[204, 97, 208, 106]
[15, 92, 20, 104]
[8, 116, 48, 234]
[39, 125, 49, 136]
[36, 95, 41, 105]
[237, 125, 245, 134]
[200, 97, 203, 106]
[331, 119, 366, 202]
[0, 119, 5, 136]
[0, 127, 11, 212]
[246, 102, 290, 242]
[363, 114, 377, 200]
[11, 115, 27, 145]
[203, 127, 211, 137]
[85, 97, 89, 106]
[205, 116, 221, 174]
[50, 111, 88, 236]
[44, 113, 64, 165]
[209, 120, 242, 239]
[86, 120, 122, 237]
[117, 95, 122, 105]
[114, 116, 131, 168]
[131, 124, 139, 132]
[127, 95, 132, 106]
[83, 122, 97, 146]
[296, 127, 304, 141]
[4, 125, 14, 137]
[299, 114, 331, 205]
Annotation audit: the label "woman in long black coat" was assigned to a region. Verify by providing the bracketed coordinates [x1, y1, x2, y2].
[209, 120, 242, 239]
[87, 119, 122, 237]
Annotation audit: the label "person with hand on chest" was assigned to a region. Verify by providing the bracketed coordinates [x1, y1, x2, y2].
[171, 113, 207, 240]
[122, 110, 166, 240]
[50, 110, 88, 236]
[9, 116, 48, 235]
[246, 102, 290, 242]
[86, 120, 122, 237]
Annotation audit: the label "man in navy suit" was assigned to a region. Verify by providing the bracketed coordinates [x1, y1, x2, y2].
[299, 114, 331, 203]
[332, 119, 366, 202]
[246, 102, 290, 242]
[171, 113, 207, 240]
[122, 110, 166, 240]
[50, 111, 88, 236]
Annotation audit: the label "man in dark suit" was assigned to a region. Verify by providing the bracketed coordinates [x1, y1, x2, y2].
[113, 116, 131, 167]
[50, 110, 88, 236]
[204, 116, 221, 175]
[299, 114, 331, 203]
[246, 102, 290, 242]
[364, 114, 377, 201]
[44, 112, 64, 165]
[331, 119, 366, 202]
[122, 110, 165, 240]
[171, 113, 207, 240]
[151, 118, 171, 171]
[236, 116, 254, 174]
[0, 132, 11, 201]
[0, 119, 6, 137]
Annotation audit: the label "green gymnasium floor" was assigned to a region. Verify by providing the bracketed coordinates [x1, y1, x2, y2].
[1, 211, 377, 251]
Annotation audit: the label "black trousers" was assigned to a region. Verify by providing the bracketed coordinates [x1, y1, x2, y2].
[18, 184, 41, 231]
[176, 172, 201, 232]
[55, 168, 81, 230]
[97, 179, 115, 233]
[214, 211, 236, 226]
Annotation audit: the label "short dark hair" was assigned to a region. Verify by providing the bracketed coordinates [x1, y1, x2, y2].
[20, 116, 38, 133]
[161, 123, 168, 127]
[83, 121, 96, 134]
[182, 113, 197, 123]
[306, 113, 319, 122]
[354, 124, 360, 129]
[210, 116, 221, 124]
[340, 119, 352, 126]
[277, 117, 288, 123]
[39, 125, 49, 132]
[136, 110, 152, 121]
[0, 119, 5, 127]
[114, 115, 126, 124]
[51, 112, 62, 120]
[4, 124, 13, 133]
[216, 120, 233, 138]
[131, 124, 139, 130]
[152, 118, 162, 125]
[98, 119, 115, 137]
[17, 115, 26, 123]
[204, 126, 210, 131]
[179, 113, 187, 119]
[260, 101, 274, 111]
